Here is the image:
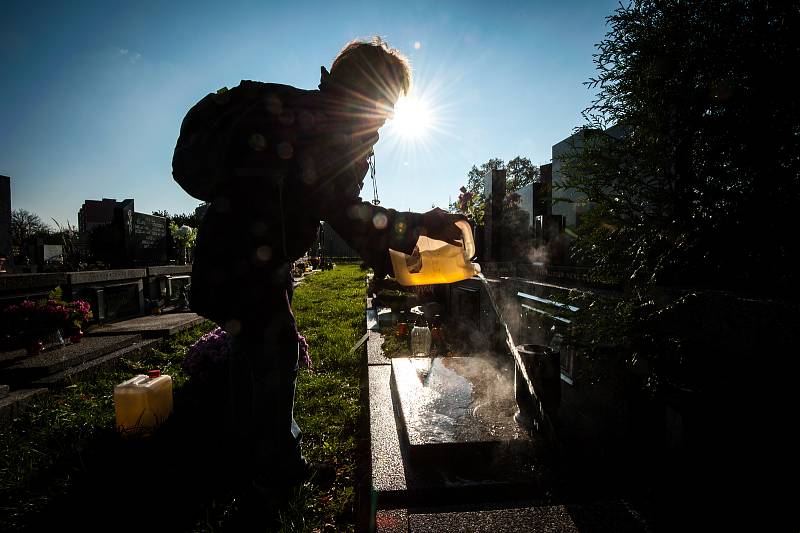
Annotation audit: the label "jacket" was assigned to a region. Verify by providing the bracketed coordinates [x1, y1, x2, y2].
[173, 70, 423, 324]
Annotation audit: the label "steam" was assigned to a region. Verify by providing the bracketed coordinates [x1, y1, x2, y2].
[527, 244, 550, 264]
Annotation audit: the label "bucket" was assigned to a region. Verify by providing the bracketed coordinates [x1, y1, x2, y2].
[514, 344, 561, 430]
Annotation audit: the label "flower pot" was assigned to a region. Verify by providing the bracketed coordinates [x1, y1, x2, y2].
[26, 340, 44, 355]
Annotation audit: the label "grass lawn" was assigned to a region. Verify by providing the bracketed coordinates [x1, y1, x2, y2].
[0, 264, 368, 532]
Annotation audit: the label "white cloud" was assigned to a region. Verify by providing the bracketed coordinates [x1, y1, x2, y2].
[113, 47, 142, 63]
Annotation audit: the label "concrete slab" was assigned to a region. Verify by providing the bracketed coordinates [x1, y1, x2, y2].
[0, 335, 141, 386]
[87, 312, 206, 338]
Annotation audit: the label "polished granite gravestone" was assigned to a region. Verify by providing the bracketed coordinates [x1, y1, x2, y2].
[390, 355, 546, 481]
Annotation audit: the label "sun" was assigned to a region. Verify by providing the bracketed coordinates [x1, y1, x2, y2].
[388, 93, 433, 139]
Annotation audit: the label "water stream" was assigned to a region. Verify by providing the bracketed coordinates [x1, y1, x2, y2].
[477, 272, 519, 361]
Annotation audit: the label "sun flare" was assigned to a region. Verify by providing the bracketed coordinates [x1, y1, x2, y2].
[388, 94, 433, 139]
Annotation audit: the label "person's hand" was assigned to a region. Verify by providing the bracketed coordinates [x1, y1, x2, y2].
[422, 208, 467, 246]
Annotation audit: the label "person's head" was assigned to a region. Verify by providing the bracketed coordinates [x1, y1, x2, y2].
[326, 37, 412, 128]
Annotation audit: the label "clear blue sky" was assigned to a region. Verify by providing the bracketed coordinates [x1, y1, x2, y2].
[1, 0, 619, 227]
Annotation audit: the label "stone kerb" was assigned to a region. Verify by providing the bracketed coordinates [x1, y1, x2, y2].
[67, 270, 147, 323]
[66, 269, 147, 285]
[145, 265, 192, 305]
[0, 273, 68, 302]
[146, 265, 192, 277]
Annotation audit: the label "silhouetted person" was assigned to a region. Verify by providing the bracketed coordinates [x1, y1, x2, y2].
[172, 37, 462, 506]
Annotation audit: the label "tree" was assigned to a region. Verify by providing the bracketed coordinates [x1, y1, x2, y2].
[152, 208, 205, 228]
[51, 219, 81, 270]
[462, 156, 538, 197]
[10, 209, 51, 247]
[559, 0, 800, 402]
[453, 156, 540, 223]
[505, 156, 539, 192]
[563, 0, 799, 295]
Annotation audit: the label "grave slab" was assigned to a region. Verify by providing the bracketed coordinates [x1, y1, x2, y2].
[31, 338, 161, 388]
[0, 335, 141, 386]
[408, 504, 579, 532]
[390, 355, 551, 501]
[370, 354, 552, 511]
[87, 312, 206, 338]
[392, 356, 525, 446]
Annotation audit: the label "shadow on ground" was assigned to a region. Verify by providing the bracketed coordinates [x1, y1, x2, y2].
[11, 386, 283, 532]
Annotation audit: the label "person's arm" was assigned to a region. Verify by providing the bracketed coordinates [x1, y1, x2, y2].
[327, 203, 464, 275]
[326, 200, 421, 274]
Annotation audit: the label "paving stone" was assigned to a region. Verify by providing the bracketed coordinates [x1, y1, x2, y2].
[87, 312, 206, 338]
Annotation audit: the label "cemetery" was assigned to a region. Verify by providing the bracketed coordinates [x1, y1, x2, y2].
[1, 142, 795, 532]
[2, 2, 798, 531]
[0, 129, 794, 532]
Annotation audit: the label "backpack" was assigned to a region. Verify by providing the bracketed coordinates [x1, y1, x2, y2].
[171, 86, 253, 201]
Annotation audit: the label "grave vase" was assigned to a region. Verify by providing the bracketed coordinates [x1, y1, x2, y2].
[25, 340, 44, 355]
[69, 328, 84, 343]
[43, 329, 65, 350]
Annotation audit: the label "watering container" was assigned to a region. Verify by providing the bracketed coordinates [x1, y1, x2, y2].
[389, 220, 481, 286]
[114, 369, 173, 437]
[410, 324, 432, 357]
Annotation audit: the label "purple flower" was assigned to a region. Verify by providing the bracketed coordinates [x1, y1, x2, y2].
[183, 327, 234, 386]
[183, 327, 313, 386]
[298, 333, 312, 371]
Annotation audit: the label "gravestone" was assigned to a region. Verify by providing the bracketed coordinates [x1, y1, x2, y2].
[100, 201, 169, 267]
[0, 176, 10, 268]
[482, 168, 506, 262]
[125, 211, 169, 266]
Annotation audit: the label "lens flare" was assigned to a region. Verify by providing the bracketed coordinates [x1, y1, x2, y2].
[387, 93, 433, 140]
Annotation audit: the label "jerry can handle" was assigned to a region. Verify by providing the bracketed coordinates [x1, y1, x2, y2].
[455, 220, 475, 260]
